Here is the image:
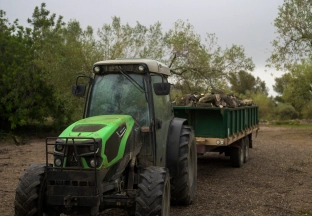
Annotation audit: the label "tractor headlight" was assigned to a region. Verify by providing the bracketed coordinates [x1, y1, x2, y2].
[89, 157, 102, 168]
[137, 64, 147, 73]
[138, 65, 144, 71]
[54, 158, 62, 167]
[56, 144, 63, 151]
[93, 66, 101, 73]
[90, 159, 96, 168]
[89, 143, 98, 152]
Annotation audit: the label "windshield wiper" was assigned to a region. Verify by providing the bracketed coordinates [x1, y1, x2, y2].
[117, 66, 145, 93]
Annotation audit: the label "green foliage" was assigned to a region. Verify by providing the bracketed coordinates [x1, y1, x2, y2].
[0, 9, 60, 129]
[274, 103, 299, 120]
[165, 21, 255, 94]
[274, 59, 312, 116]
[1, 3, 276, 130]
[273, 73, 292, 96]
[228, 70, 268, 95]
[267, 0, 312, 70]
[245, 92, 275, 120]
[97, 16, 165, 60]
[300, 101, 312, 119]
[26, 3, 103, 126]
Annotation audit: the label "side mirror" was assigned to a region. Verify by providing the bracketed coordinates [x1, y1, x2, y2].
[153, 83, 171, 95]
[72, 84, 86, 97]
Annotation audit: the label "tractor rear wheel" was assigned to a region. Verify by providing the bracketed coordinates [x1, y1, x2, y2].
[14, 164, 58, 216]
[135, 166, 170, 216]
[170, 125, 197, 206]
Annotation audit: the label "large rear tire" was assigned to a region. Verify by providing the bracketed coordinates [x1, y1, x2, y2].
[135, 166, 170, 216]
[14, 164, 58, 216]
[170, 125, 197, 206]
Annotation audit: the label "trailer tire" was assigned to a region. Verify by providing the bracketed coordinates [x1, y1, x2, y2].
[170, 125, 197, 206]
[230, 144, 244, 168]
[243, 137, 249, 163]
[14, 164, 58, 216]
[135, 166, 170, 216]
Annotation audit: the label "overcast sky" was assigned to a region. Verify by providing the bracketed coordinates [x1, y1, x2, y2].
[1, 0, 285, 96]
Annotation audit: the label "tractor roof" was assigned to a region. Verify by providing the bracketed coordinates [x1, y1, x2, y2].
[94, 59, 171, 76]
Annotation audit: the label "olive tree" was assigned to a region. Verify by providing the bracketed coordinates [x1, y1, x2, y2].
[164, 20, 255, 94]
[267, 0, 312, 70]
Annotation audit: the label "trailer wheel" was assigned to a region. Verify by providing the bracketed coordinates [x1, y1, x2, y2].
[171, 125, 197, 206]
[243, 137, 249, 163]
[230, 143, 244, 168]
[14, 164, 58, 216]
[135, 166, 170, 216]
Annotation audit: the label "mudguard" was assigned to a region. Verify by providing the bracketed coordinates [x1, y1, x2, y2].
[166, 117, 188, 177]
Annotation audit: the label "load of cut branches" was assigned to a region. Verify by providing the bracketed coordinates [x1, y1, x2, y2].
[173, 92, 255, 108]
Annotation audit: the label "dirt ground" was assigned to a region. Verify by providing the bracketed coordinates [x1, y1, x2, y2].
[0, 126, 312, 216]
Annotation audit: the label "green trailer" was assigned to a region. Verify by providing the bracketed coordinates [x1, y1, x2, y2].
[173, 105, 259, 167]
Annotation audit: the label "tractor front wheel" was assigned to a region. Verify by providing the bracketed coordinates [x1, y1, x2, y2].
[14, 164, 58, 216]
[135, 166, 170, 216]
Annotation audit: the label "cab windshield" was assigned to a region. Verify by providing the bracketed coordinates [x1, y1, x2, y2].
[87, 73, 149, 126]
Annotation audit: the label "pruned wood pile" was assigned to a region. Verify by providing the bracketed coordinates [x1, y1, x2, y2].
[174, 93, 255, 108]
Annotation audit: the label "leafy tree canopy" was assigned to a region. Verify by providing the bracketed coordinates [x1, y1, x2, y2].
[1, 3, 258, 129]
[0, 8, 59, 129]
[228, 70, 268, 95]
[164, 20, 255, 94]
[273, 58, 312, 117]
[267, 0, 312, 70]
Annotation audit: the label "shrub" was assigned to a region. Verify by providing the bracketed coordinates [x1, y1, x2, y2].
[275, 103, 299, 120]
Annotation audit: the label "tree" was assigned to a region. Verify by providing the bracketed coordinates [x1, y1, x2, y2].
[275, 103, 299, 120]
[282, 60, 312, 114]
[228, 70, 268, 95]
[27, 3, 103, 124]
[164, 20, 255, 94]
[245, 92, 275, 120]
[273, 58, 312, 117]
[273, 73, 292, 95]
[267, 0, 312, 70]
[97, 16, 165, 60]
[0, 9, 58, 129]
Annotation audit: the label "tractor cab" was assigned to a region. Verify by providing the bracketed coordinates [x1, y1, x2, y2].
[74, 59, 173, 167]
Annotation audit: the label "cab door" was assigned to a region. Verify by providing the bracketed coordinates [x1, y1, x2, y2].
[151, 74, 173, 167]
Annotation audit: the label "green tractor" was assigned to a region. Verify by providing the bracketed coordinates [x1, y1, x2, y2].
[14, 59, 197, 216]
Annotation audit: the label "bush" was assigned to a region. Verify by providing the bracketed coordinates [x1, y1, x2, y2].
[275, 103, 299, 120]
[247, 92, 275, 120]
[300, 101, 312, 119]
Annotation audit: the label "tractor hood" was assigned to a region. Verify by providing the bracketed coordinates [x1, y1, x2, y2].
[60, 115, 134, 139]
[58, 115, 137, 168]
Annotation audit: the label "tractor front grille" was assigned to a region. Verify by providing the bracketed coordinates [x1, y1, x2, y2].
[66, 146, 79, 167]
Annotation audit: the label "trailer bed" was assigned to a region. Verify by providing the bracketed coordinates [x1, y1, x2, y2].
[173, 106, 259, 149]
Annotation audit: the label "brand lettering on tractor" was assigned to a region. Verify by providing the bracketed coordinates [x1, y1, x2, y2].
[117, 126, 126, 138]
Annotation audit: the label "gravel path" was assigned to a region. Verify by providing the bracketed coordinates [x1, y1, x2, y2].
[0, 126, 311, 216]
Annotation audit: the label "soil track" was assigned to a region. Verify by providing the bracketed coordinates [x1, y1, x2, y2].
[0, 126, 312, 216]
